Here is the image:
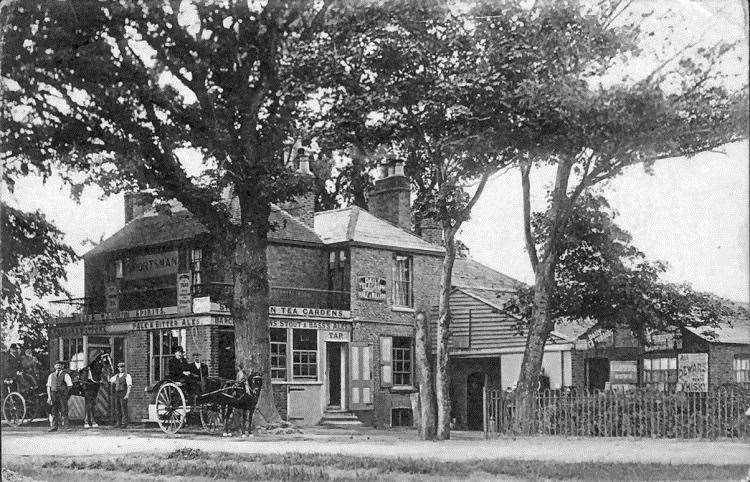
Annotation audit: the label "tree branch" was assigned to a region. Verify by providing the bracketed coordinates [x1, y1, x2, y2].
[521, 159, 539, 272]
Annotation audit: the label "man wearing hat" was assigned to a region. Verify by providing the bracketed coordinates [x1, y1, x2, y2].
[5, 344, 23, 384]
[46, 360, 73, 431]
[109, 362, 132, 428]
[189, 353, 208, 393]
[168, 346, 191, 381]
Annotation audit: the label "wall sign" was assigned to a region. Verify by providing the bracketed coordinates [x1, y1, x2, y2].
[677, 352, 708, 392]
[357, 276, 387, 301]
[123, 251, 178, 280]
[105, 282, 119, 313]
[645, 331, 682, 352]
[268, 306, 351, 319]
[610, 360, 637, 385]
[192, 296, 211, 314]
[269, 319, 351, 332]
[77, 306, 178, 323]
[52, 315, 234, 336]
[323, 330, 351, 342]
[177, 273, 192, 315]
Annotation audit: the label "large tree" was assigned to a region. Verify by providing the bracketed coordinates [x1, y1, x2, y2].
[0, 0, 347, 422]
[313, 0, 646, 440]
[504, 2, 748, 432]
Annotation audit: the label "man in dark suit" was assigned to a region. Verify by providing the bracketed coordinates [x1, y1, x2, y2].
[189, 353, 208, 393]
[168, 346, 190, 381]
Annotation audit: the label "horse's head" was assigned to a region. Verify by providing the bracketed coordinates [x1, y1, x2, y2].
[248, 372, 263, 395]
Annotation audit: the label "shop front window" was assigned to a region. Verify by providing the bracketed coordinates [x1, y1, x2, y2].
[643, 357, 677, 391]
[61, 338, 85, 371]
[149, 329, 187, 384]
[292, 329, 317, 380]
[270, 328, 287, 381]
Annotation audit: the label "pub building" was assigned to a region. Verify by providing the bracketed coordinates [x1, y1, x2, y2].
[49, 160, 450, 428]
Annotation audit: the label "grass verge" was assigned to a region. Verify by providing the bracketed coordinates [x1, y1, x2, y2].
[4, 448, 748, 481]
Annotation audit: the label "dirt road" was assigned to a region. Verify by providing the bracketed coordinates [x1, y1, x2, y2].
[2, 427, 748, 465]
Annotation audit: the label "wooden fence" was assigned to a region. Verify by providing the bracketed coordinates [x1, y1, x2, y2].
[485, 387, 750, 439]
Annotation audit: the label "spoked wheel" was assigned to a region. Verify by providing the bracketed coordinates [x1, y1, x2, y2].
[2, 392, 26, 426]
[199, 403, 225, 434]
[155, 382, 187, 434]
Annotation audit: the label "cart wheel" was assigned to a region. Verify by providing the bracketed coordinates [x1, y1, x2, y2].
[155, 382, 186, 434]
[199, 403, 225, 433]
[2, 392, 26, 426]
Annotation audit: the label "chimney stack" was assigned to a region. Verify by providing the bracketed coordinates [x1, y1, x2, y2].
[416, 217, 443, 246]
[124, 191, 155, 223]
[367, 160, 411, 231]
[279, 149, 316, 227]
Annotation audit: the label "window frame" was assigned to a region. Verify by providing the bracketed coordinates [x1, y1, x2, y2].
[392, 336, 413, 387]
[148, 329, 187, 384]
[60, 337, 85, 371]
[291, 329, 318, 381]
[392, 254, 413, 308]
[734, 355, 750, 385]
[270, 328, 288, 381]
[642, 356, 677, 391]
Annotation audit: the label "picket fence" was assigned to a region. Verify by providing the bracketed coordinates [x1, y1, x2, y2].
[484, 387, 750, 439]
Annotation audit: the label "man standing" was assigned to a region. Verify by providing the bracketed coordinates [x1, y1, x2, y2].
[46, 360, 73, 432]
[190, 353, 208, 392]
[109, 362, 132, 428]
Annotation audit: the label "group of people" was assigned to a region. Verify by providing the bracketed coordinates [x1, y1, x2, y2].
[2, 343, 42, 392]
[168, 346, 208, 398]
[44, 357, 133, 431]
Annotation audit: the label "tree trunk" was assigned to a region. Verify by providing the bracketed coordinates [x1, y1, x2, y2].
[435, 228, 456, 440]
[415, 309, 437, 440]
[513, 259, 555, 435]
[232, 218, 281, 426]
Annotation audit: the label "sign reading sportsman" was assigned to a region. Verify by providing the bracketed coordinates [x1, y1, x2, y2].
[123, 251, 178, 280]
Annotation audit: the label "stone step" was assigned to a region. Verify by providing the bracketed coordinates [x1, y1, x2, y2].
[319, 411, 364, 427]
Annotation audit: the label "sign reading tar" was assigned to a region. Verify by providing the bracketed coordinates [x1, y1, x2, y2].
[357, 276, 387, 301]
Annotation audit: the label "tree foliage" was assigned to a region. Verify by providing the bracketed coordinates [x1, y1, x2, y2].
[1, 0, 345, 421]
[1, 202, 78, 352]
[511, 193, 735, 338]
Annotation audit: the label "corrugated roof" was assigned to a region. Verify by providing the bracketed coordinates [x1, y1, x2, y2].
[314, 206, 444, 254]
[85, 205, 322, 258]
[452, 258, 524, 292]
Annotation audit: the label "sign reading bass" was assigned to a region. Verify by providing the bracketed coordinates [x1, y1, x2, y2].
[123, 251, 178, 280]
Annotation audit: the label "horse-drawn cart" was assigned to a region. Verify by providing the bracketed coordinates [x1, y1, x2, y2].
[2, 377, 47, 426]
[149, 373, 262, 435]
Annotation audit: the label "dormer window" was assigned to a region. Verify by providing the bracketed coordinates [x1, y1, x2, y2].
[393, 254, 413, 307]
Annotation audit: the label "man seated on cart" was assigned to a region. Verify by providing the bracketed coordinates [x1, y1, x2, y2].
[167, 346, 200, 401]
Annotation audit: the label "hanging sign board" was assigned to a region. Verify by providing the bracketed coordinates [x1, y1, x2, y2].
[357, 276, 387, 301]
[610, 360, 637, 385]
[177, 273, 192, 315]
[123, 251, 178, 280]
[105, 282, 119, 313]
[677, 353, 708, 392]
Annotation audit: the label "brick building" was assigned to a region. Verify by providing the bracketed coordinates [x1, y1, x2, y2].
[557, 315, 750, 393]
[49, 161, 470, 428]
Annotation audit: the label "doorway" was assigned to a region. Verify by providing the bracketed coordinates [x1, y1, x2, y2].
[587, 358, 610, 391]
[327, 342, 342, 409]
[466, 372, 484, 431]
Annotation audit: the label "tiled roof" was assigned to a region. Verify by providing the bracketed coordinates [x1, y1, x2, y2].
[84, 206, 322, 258]
[452, 258, 524, 292]
[686, 318, 750, 345]
[314, 206, 444, 254]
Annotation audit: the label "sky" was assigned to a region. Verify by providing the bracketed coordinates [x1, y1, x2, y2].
[2, 0, 749, 310]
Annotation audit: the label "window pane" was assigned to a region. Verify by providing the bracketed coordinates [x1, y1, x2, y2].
[293, 329, 316, 351]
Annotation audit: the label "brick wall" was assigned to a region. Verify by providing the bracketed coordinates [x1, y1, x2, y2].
[127, 331, 150, 420]
[367, 175, 411, 231]
[267, 244, 328, 291]
[349, 246, 442, 325]
[272, 384, 288, 420]
[709, 343, 750, 388]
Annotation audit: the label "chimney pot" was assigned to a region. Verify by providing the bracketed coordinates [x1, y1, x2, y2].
[388, 165, 396, 177]
[394, 161, 405, 177]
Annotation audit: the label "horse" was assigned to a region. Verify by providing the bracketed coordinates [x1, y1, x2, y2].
[200, 372, 263, 437]
[70, 351, 114, 398]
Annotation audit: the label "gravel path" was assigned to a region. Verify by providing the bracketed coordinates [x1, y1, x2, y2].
[2, 428, 749, 465]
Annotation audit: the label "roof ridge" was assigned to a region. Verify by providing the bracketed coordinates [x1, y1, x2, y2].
[346, 206, 360, 241]
[271, 204, 321, 240]
[314, 206, 354, 215]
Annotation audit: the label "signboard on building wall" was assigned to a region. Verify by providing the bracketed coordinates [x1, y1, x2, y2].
[123, 251, 178, 280]
[610, 360, 637, 385]
[177, 273, 192, 314]
[645, 331, 682, 352]
[105, 282, 119, 313]
[677, 353, 708, 392]
[268, 306, 351, 319]
[357, 276, 387, 301]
